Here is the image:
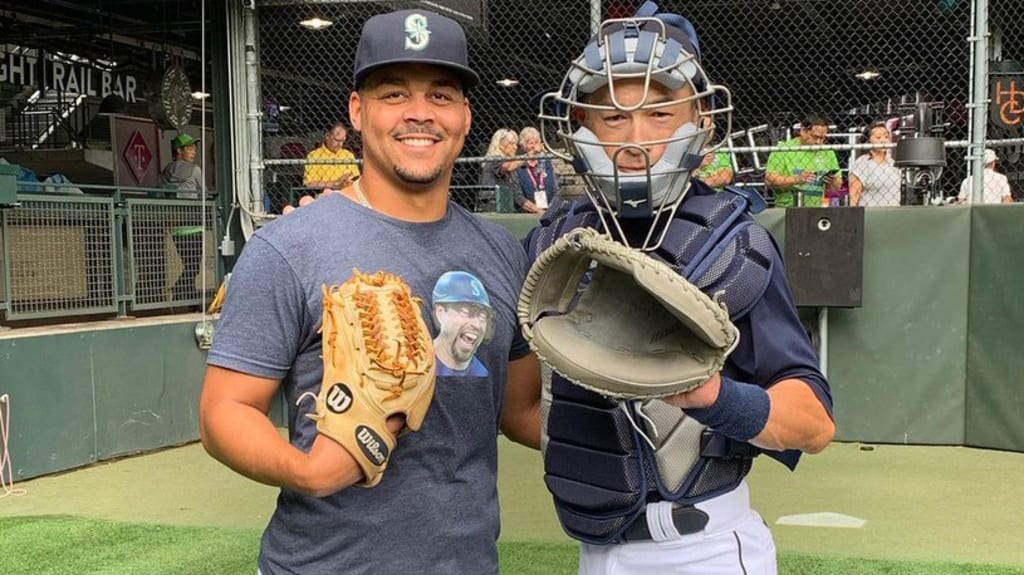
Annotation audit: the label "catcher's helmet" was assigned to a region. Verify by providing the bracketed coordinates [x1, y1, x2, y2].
[538, 1, 733, 250]
[432, 271, 492, 308]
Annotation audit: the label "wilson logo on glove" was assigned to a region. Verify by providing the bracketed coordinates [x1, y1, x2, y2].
[325, 383, 354, 414]
[356, 425, 389, 465]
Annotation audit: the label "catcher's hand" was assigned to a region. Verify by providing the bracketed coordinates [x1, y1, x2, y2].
[518, 228, 739, 399]
[306, 270, 436, 487]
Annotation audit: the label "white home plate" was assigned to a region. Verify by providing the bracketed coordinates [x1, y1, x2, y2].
[776, 512, 867, 528]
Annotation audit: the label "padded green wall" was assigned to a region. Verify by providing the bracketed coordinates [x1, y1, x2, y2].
[0, 323, 208, 479]
[823, 207, 971, 444]
[965, 205, 1024, 449]
[487, 207, 997, 447]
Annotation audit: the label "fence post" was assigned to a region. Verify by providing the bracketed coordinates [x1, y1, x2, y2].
[968, 0, 990, 202]
[113, 193, 130, 318]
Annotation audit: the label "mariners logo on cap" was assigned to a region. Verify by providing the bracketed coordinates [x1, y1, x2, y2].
[404, 13, 431, 51]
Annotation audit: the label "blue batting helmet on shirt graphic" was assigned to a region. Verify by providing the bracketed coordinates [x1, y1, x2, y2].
[431, 271, 494, 378]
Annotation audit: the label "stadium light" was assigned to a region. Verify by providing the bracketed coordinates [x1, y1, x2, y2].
[300, 17, 333, 30]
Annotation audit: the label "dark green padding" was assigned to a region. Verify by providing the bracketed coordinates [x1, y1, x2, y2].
[965, 204, 1024, 450]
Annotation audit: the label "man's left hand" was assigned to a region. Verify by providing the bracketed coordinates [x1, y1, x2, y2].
[661, 372, 722, 409]
[281, 188, 341, 214]
[823, 173, 842, 190]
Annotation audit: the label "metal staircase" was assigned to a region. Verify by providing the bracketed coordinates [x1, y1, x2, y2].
[9, 89, 87, 150]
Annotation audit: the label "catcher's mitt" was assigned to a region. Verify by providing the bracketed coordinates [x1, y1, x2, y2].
[306, 270, 436, 487]
[518, 228, 739, 399]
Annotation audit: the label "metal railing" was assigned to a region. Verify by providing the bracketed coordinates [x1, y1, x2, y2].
[0, 182, 221, 324]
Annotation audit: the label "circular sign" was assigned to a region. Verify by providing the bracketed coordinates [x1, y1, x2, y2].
[160, 65, 193, 130]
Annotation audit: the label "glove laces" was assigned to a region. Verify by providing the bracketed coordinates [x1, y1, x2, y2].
[620, 400, 660, 451]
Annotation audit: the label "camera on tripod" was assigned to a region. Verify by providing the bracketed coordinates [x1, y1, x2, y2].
[893, 102, 948, 206]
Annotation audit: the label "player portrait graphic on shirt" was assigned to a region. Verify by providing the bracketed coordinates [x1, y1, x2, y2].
[431, 270, 494, 377]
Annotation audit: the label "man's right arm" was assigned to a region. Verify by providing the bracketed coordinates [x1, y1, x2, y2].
[764, 150, 817, 189]
[763, 151, 788, 188]
[200, 366, 366, 497]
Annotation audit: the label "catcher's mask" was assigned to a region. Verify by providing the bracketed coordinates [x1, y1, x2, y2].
[538, 1, 733, 250]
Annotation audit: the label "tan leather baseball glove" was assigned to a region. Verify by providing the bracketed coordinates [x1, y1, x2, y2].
[307, 270, 436, 487]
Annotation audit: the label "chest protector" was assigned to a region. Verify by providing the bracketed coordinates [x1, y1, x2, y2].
[525, 183, 776, 545]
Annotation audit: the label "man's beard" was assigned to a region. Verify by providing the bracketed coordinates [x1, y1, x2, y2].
[394, 164, 445, 185]
[449, 328, 483, 364]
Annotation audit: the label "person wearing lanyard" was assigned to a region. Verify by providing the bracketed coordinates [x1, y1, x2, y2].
[516, 126, 559, 213]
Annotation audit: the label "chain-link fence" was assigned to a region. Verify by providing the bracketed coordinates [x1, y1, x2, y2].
[0, 195, 117, 320]
[0, 188, 219, 325]
[251, 0, 1024, 211]
[127, 199, 219, 310]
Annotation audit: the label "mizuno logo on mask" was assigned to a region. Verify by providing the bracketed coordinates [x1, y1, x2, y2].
[622, 198, 648, 208]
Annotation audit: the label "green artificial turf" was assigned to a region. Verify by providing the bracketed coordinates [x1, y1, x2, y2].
[3, 516, 1023, 575]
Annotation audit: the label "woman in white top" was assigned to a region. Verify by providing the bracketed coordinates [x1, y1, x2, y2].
[849, 122, 902, 206]
[956, 148, 1014, 204]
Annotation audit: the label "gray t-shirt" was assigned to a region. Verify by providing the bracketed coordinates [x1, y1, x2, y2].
[208, 194, 530, 575]
[851, 154, 901, 206]
[160, 160, 203, 199]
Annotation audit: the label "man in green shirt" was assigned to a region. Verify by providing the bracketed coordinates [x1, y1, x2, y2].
[765, 114, 841, 207]
[697, 150, 734, 190]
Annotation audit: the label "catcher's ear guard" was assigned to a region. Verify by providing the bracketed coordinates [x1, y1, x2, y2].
[518, 228, 739, 398]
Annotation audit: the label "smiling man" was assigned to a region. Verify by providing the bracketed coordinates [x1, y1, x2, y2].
[200, 9, 543, 575]
[432, 270, 494, 377]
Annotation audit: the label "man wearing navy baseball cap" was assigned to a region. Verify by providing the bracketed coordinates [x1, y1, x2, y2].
[201, 9, 543, 575]
[352, 10, 480, 89]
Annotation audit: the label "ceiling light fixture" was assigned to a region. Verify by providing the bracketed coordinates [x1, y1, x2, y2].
[855, 70, 881, 81]
[299, 17, 333, 30]
[191, 91, 211, 99]
[496, 78, 519, 88]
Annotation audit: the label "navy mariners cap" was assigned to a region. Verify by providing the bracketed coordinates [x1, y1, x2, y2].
[353, 10, 480, 89]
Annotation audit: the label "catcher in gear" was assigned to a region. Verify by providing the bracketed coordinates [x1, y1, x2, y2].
[521, 2, 835, 573]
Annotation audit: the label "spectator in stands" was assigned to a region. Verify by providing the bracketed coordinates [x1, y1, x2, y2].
[159, 133, 206, 303]
[695, 120, 734, 190]
[957, 148, 1014, 204]
[697, 151, 734, 190]
[514, 127, 557, 213]
[304, 123, 360, 190]
[849, 121, 901, 207]
[160, 133, 203, 199]
[765, 113, 842, 207]
[479, 128, 532, 212]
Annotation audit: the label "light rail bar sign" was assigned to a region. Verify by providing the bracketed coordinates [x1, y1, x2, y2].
[0, 46, 138, 103]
